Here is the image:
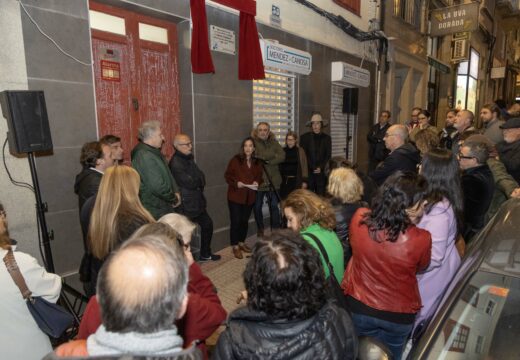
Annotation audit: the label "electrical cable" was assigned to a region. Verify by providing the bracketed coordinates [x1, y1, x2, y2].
[2, 138, 35, 192]
[18, 0, 93, 66]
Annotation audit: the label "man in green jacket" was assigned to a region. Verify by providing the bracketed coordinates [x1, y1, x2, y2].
[131, 121, 180, 219]
[252, 122, 285, 237]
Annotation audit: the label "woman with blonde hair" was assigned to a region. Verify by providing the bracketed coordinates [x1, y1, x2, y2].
[282, 189, 344, 282]
[327, 168, 367, 264]
[86, 165, 155, 294]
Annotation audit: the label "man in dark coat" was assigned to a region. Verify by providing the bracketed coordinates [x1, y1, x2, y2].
[170, 134, 220, 262]
[367, 110, 391, 172]
[74, 141, 114, 213]
[299, 113, 332, 195]
[496, 117, 520, 183]
[369, 124, 420, 186]
[131, 121, 180, 220]
[458, 140, 494, 242]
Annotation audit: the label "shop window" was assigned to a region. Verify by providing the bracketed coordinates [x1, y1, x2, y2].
[394, 0, 419, 27]
[475, 335, 485, 354]
[485, 299, 496, 316]
[253, 70, 296, 144]
[444, 319, 470, 353]
[455, 48, 479, 114]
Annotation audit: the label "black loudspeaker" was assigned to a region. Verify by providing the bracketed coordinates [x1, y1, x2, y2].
[0, 90, 53, 154]
[342, 87, 359, 114]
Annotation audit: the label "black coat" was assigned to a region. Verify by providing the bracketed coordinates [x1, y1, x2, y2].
[169, 152, 207, 218]
[367, 123, 390, 162]
[496, 140, 520, 184]
[74, 168, 102, 211]
[461, 164, 494, 241]
[300, 132, 332, 171]
[369, 143, 421, 185]
[213, 301, 358, 360]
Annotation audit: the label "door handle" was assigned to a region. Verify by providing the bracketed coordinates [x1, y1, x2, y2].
[132, 98, 139, 111]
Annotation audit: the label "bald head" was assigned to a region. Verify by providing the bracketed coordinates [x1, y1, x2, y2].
[174, 134, 193, 155]
[97, 235, 188, 333]
[454, 110, 474, 132]
[384, 124, 407, 152]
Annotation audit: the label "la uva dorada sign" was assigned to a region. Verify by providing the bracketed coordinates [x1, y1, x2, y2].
[260, 40, 312, 75]
[430, 2, 479, 37]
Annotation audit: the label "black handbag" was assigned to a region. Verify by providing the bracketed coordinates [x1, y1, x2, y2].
[3, 249, 74, 338]
[302, 233, 350, 313]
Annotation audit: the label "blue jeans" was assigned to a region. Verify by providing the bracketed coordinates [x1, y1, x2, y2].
[351, 313, 413, 360]
[253, 190, 281, 230]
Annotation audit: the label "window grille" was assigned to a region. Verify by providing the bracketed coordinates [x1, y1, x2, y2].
[253, 70, 296, 144]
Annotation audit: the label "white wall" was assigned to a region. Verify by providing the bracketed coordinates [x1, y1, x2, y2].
[209, 0, 379, 62]
[0, 2, 41, 261]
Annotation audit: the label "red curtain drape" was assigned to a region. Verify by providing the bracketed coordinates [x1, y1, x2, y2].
[190, 0, 214, 73]
[190, 0, 264, 80]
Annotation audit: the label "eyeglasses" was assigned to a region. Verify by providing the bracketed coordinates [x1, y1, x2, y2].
[178, 142, 192, 147]
[384, 133, 397, 138]
[0, 210, 6, 218]
[457, 152, 474, 160]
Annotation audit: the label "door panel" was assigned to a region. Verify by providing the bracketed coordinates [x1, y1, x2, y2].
[90, 2, 181, 162]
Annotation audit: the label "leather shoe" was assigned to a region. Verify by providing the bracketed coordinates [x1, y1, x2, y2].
[232, 246, 243, 259]
[239, 242, 252, 253]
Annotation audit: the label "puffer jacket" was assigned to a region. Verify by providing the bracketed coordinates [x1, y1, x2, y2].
[213, 301, 358, 360]
[131, 142, 179, 219]
[252, 130, 285, 191]
[169, 151, 207, 218]
[342, 208, 431, 314]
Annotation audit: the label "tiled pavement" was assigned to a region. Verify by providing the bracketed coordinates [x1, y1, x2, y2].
[198, 232, 264, 348]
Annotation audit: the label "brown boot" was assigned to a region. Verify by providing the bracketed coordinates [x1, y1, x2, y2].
[257, 228, 264, 238]
[232, 246, 243, 259]
[239, 242, 252, 253]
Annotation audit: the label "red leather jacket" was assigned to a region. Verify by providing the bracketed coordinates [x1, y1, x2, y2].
[342, 208, 432, 314]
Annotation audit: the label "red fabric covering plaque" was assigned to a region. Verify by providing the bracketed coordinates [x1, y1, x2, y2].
[190, 0, 264, 80]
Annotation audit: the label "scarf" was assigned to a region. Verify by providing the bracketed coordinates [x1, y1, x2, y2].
[87, 325, 184, 356]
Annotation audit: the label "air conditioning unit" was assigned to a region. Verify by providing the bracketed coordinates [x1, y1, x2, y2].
[452, 38, 469, 62]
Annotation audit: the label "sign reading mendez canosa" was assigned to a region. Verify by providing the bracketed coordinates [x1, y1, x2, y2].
[430, 2, 479, 37]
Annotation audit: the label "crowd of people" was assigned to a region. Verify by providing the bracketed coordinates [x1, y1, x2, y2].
[1, 100, 520, 359]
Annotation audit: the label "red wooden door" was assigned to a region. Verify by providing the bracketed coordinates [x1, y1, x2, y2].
[90, 2, 181, 162]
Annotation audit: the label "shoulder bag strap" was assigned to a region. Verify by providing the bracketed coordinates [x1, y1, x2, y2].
[3, 249, 33, 300]
[301, 232, 334, 270]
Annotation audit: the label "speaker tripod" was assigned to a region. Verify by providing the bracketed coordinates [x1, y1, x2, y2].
[28, 152, 87, 340]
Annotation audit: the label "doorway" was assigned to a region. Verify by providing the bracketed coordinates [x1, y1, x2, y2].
[89, 2, 181, 162]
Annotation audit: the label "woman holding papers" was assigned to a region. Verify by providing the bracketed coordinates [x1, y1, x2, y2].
[225, 137, 264, 259]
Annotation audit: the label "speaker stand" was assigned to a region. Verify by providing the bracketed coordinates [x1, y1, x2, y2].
[27, 152, 86, 336]
[27, 152, 55, 272]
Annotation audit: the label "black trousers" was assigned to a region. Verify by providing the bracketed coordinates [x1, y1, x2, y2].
[308, 172, 327, 195]
[228, 201, 254, 246]
[189, 210, 213, 257]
